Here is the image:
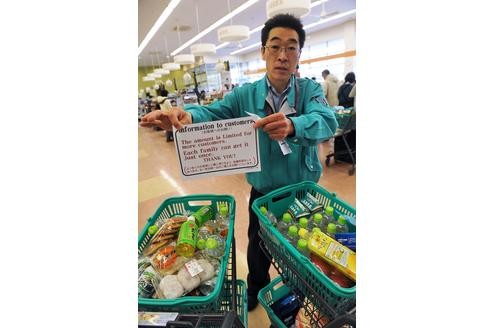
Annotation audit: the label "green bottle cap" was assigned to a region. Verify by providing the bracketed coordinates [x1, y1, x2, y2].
[313, 213, 323, 223]
[288, 225, 298, 237]
[327, 223, 337, 234]
[282, 213, 292, 223]
[297, 239, 308, 250]
[298, 228, 308, 238]
[220, 206, 229, 216]
[148, 225, 158, 235]
[196, 239, 206, 250]
[206, 237, 218, 249]
[312, 227, 321, 234]
[299, 217, 308, 228]
[325, 206, 334, 215]
[338, 216, 347, 225]
[260, 206, 267, 214]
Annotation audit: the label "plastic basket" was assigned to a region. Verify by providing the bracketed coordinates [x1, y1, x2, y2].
[258, 276, 294, 328]
[252, 181, 356, 321]
[164, 280, 248, 328]
[335, 108, 356, 132]
[138, 194, 236, 313]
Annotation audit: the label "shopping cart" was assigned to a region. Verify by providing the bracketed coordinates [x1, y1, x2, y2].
[326, 108, 356, 176]
[252, 181, 356, 328]
[138, 194, 247, 327]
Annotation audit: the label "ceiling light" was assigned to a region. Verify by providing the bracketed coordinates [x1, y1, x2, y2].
[138, 0, 183, 55]
[304, 9, 356, 29]
[216, 42, 230, 50]
[191, 43, 217, 56]
[162, 63, 181, 71]
[266, 0, 311, 19]
[142, 76, 154, 82]
[229, 9, 356, 56]
[174, 54, 195, 65]
[218, 25, 250, 43]
[249, 25, 264, 34]
[230, 42, 261, 55]
[171, 0, 259, 56]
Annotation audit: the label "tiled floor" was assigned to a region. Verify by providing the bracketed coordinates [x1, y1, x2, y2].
[138, 124, 356, 327]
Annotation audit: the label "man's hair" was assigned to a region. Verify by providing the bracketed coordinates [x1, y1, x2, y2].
[322, 69, 330, 75]
[261, 14, 305, 49]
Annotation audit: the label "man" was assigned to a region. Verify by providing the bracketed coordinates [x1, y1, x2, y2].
[140, 14, 338, 311]
[322, 69, 340, 106]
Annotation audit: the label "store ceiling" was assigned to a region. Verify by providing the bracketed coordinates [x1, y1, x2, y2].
[138, 0, 356, 67]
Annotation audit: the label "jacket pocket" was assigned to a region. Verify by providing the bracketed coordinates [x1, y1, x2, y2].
[303, 150, 322, 182]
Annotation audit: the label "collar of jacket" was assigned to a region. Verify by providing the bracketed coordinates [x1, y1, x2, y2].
[255, 74, 297, 111]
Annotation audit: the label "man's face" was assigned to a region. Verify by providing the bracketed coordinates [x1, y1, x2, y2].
[261, 27, 300, 86]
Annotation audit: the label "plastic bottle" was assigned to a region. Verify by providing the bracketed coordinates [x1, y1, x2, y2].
[277, 212, 292, 235]
[296, 239, 310, 258]
[298, 217, 313, 231]
[205, 235, 225, 259]
[260, 206, 277, 227]
[312, 213, 324, 230]
[286, 225, 299, 247]
[175, 206, 214, 257]
[215, 205, 230, 238]
[336, 215, 349, 233]
[327, 223, 337, 239]
[322, 206, 336, 226]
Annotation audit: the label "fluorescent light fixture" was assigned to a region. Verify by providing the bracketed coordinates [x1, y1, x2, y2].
[216, 42, 230, 50]
[249, 24, 264, 34]
[304, 9, 356, 29]
[230, 42, 261, 55]
[138, 0, 182, 55]
[229, 9, 356, 56]
[171, 0, 259, 56]
[310, 0, 326, 8]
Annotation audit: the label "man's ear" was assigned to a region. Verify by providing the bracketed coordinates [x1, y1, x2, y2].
[261, 46, 267, 61]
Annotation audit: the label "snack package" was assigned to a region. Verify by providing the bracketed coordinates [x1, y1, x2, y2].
[157, 275, 184, 299]
[295, 302, 330, 328]
[138, 256, 151, 277]
[150, 242, 189, 276]
[177, 266, 201, 293]
[138, 266, 160, 298]
[143, 216, 187, 256]
[196, 259, 215, 282]
[299, 192, 323, 214]
[288, 198, 311, 221]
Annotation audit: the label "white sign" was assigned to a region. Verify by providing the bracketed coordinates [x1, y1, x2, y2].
[174, 117, 261, 179]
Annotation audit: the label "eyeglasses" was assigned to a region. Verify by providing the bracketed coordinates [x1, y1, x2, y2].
[263, 44, 300, 56]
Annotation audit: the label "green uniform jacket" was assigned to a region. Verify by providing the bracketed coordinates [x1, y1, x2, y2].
[185, 75, 338, 194]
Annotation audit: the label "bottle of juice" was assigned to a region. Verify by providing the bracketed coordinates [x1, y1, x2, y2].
[296, 239, 310, 258]
[307, 230, 356, 281]
[277, 212, 292, 234]
[336, 215, 349, 233]
[175, 206, 214, 257]
[286, 225, 299, 247]
[215, 205, 230, 238]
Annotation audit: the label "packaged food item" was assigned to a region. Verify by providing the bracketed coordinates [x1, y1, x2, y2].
[299, 192, 323, 214]
[138, 266, 159, 298]
[138, 312, 179, 327]
[150, 242, 188, 276]
[307, 230, 356, 281]
[270, 293, 301, 328]
[199, 276, 217, 296]
[288, 198, 311, 221]
[310, 254, 355, 288]
[196, 259, 215, 282]
[177, 266, 201, 293]
[334, 232, 356, 251]
[158, 275, 184, 299]
[138, 256, 151, 277]
[294, 301, 330, 328]
[143, 216, 187, 256]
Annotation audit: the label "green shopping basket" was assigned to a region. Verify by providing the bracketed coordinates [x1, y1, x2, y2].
[258, 276, 294, 328]
[138, 194, 235, 313]
[252, 181, 356, 321]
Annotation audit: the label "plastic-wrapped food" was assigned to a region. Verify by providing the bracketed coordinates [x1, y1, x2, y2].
[143, 216, 187, 256]
[150, 242, 188, 276]
[138, 266, 159, 298]
[197, 259, 215, 282]
[158, 275, 184, 299]
[177, 266, 201, 293]
[199, 276, 218, 296]
[138, 256, 151, 277]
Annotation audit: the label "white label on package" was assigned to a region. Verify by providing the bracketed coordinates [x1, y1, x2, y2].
[174, 117, 261, 179]
[184, 259, 204, 277]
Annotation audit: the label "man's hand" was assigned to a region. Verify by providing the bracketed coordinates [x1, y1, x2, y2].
[140, 107, 192, 130]
[253, 112, 294, 141]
